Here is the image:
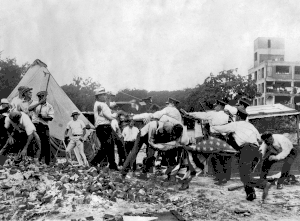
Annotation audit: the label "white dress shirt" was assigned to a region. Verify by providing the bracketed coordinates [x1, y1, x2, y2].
[259, 134, 294, 160]
[122, 126, 139, 142]
[211, 121, 261, 146]
[94, 101, 116, 127]
[189, 110, 229, 133]
[66, 119, 86, 136]
[152, 105, 182, 123]
[31, 101, 55, 125]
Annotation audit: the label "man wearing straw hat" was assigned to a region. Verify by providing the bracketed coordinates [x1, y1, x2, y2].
[64, 110, 89, 167]
[90, 86, 119, 170]
[28, 91, 55, 165]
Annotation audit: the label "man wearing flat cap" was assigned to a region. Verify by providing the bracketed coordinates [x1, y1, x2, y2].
[0, 111, 41, 165]
[64, 110, 89, 167]
[17, 87, 34, 116]
[211, 107, 266, 202]
[28, 91, 55, 165]
[224, 98, 251, 122]
[10, 86, 27, 112]
[90, 87, 119, 170]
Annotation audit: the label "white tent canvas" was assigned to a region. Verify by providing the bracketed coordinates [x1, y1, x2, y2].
[7, 59, 94, 141]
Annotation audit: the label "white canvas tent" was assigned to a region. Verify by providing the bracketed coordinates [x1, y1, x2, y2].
[7, 59, 96, 155]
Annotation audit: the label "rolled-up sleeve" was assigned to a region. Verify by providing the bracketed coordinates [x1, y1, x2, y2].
[224, 105, 237, 115]
[47, 104, 55, 118]
[211, 122, 236, 134]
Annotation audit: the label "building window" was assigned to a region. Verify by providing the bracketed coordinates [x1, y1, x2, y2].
[254, 52, 257, 61]
[295, 66, 300, 75]
[254, 99, 257, 106]
[275, 66, 290, 75]
[262, 83, 264, 93]
[261, 68, 264, 78]
[268, 39, 271, 48]
[255, 71, 257, 80]
[262, 97, 265, 105]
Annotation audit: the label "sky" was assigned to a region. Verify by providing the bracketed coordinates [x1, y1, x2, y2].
[1, 0, 300, 93]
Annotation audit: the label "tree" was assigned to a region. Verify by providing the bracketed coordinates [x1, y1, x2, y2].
[0, 56, 29, 97]
[61, 77, 101, 111]
[184, 69, 260, 111]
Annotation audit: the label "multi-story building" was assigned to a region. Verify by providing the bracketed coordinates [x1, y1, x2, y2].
[248, 37, 300, 108]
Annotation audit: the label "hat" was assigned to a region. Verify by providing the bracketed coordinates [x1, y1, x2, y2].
[107, 91, 116, 97]
[17, 86, 27, 92]
[20, 87, 33, 96]
[94, 87, 107, 96]
[9, 112, 22, 123]
[166, 97, 180, 105]
[37, 91, 48, 97]
[237, 99, 251, 108]
[236, 106, 248, 116]
[71, 110, 80, 117]
[0, 98, 9, 104]
[215, 99, 228, 106]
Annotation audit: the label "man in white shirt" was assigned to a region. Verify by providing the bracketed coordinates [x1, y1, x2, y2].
[28, 91, 55, 165]
[64, 110, 89, 167]
[224, 99, 251, 122]
[183, 99, 233, 185]
[259, 132, 297, 190]
[122, 120, 139, 171]
[17, 87, 34, 116]
[90, 87, 119, 170]
[10, 86, 26, 112]
[212, 107, 266, 202]
[0, 111, 41, 165]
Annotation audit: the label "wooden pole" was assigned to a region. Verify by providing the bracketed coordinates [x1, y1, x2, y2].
[296, 114, 300, 146]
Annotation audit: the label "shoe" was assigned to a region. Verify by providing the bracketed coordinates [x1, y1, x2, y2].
[214, 178, 227, 186]
[179, 183, 189, 191]
[262, 182, 271, 201]
[246, 193, 256, 201]
[277, 184, 283, 190]
[136, 173, 148, 180]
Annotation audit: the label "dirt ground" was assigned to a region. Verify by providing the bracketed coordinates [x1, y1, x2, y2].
[1, 158, 300, 221]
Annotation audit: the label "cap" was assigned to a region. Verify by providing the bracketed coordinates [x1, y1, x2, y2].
[167, 97, 180, 105]
[0, 98, 9, 104]
[236, 106, 248, 116]
[107, 91, 116, 97]
[20, 87, 33, 96]
[37, 91, 48, 97]
[238, 99, 251, 108]
[215, 99, 228, 106]
[17, 86, 27, 92]
[94, 87, 107, 96]
[142, 97, 153, 104]
[71, 110, 80, 117]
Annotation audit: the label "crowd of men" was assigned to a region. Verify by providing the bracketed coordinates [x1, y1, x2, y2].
[0, 85, 298, 203]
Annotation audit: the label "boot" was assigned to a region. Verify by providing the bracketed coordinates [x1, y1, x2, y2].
[179, 182, 189, 191]
[246, 193, 256, 201]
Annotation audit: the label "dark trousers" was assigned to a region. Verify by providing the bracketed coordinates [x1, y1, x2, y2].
[211, 154, 232, 181]
[34, 123, 54, 165]
[161, 148, 179, 167]
[238, 143, 266, 195]
[260, 148, 298, 185]
[90, 125, 117, 168]
[210, 133, 232, 181]
[111, 130, 126, 166]
[122, 132, 148, 176]
[124, 141, 137, 171]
